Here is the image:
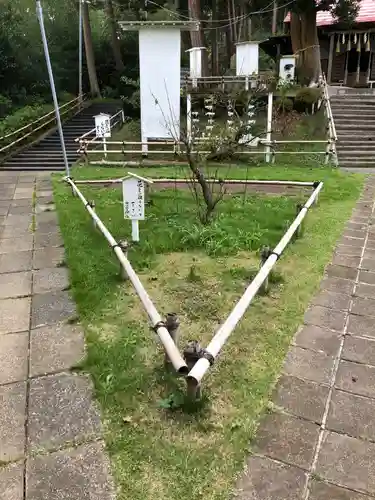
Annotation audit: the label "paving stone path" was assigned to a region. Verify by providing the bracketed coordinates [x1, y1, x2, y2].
[0, 172, 115, 500]
[235, 176, 375, 499]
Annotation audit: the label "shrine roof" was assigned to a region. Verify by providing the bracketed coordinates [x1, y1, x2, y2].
[284, 0, 375, 26]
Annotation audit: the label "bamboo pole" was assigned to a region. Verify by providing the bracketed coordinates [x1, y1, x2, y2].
[73, 178, 316, 187]
[65, 177, 188, 374]
[187, 182, 324, 389]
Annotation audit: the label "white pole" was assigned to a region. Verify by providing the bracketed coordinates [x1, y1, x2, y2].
[142, 136, 148, 156]
[65, 177, 188, 374]
[245, 75, 249, 91]
[187, 182, 324, 386]
[132, 220, 140, 242]
[36, 0, 70, 178]
[78, 0, 83, 106]
[103, 137, 107, 158]
[265, 92, 273, 163]
[186, 94, 192, 143]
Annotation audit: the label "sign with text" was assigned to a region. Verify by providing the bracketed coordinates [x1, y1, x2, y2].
[94, 113, 111, 138]
[122, 177, 145, 221]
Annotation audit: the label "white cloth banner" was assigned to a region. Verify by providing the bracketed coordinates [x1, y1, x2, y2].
[139, 28, 181, 140]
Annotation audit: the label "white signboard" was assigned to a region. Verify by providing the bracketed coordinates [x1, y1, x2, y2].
[123, 177, 145, 221]
[236, 41, 259, 76]
[279, 55, 296, 82]
[139, 28, 181, 140]
[94, 113, 111, 138]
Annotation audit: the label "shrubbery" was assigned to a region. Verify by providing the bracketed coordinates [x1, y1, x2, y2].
[0, 103, 52, 139]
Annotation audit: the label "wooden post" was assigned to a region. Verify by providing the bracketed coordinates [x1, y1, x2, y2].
[367, 52, 373, 85]
[165, 313, 180, 368]
[327, 34, 334, 84]
[118, 240, 129, 280]
[344, 51, 349, 86]
[356, 49, 362, 85]
[260, 247, 271, 294]
[183, 341, 202, 400]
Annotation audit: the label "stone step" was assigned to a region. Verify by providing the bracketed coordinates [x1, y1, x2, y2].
[336, 126, 375, 132]
[338, 157, 375, 163]
[0, 163, 65, 171]
[338, 150, 375, 157]
[339, 161, 375, 168]
[332, 110, 375, 117]
[337, 135, 375, 140]
[335, 119, 375, 126]
[16, 153, 77, 159]
[331, 102, 375, 108]
[338, 146, 375, 152]
[333, 114, 375, 120]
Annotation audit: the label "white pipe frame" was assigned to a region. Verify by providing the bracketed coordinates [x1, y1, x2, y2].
[265, 92, 273, 163]
[321, 74, 338, 165]
[187, 181, 324, 388]
[73, 178, 316, 187]
[65, 177, 188, 375]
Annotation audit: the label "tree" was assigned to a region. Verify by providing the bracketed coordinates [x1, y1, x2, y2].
[188, 0, 209, 75]
[82, 1, 101, 97]
[104, 0, 125, 72]
[290, 0, 360, 84]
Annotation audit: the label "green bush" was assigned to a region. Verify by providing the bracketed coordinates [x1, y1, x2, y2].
[0, 95, 12, 119]
[0, 103, 51, 139]
[295, 87, 322, 110]
[275, 96, 294, 113]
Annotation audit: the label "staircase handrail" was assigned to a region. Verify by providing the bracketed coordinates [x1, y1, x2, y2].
[75, 109, 124, 144]
[0, 95, 86, 155]
[321, 74, 337, 143]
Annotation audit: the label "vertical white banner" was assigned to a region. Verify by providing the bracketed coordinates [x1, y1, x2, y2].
[139, 28, 181, 140]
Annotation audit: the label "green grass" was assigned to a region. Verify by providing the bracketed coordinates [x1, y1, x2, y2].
[53, 165, 363, 500]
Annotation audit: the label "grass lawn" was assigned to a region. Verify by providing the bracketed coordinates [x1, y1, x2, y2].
[54, 164, 363, 500]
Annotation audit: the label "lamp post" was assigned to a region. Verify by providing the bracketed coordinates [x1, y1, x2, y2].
[36, 0, 70, 178]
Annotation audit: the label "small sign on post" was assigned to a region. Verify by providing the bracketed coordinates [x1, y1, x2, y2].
[122, 172, 153, 242]
[94, 113, 111, 158]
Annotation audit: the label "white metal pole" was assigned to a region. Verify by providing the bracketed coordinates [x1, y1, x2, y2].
[36, 0, 70, 178]
[132, 220, 140, 242]
[78, 0, 83, 106]
[103, 137, 107, 158]
[65, 177, 188, 374]
[187, 182, 324, 386]
[265, 92, 273, 163]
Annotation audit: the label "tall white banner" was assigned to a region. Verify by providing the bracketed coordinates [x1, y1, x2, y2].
[139, 28, 181, 140]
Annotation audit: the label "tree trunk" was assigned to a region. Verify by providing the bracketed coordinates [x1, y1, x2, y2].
[225, 25, 232, 69]
[290, 10, 321, 84]
[105, 0, 125, 72]
[272, 0, 278, 34]
[231, 0, 238, 43]
[188, 0, 208, 75]
[211, 0, 219, 75]
[82, 2, 101, 97]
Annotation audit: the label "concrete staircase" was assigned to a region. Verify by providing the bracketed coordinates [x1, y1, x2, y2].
[331, 93, 375, 168]
[1, 102, 121, 171]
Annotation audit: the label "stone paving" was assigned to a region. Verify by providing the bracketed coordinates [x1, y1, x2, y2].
[235, 176, 375, 499]
[0, 172, 115, 500]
